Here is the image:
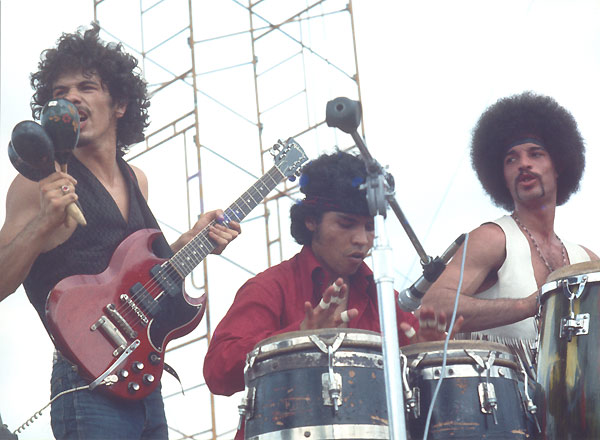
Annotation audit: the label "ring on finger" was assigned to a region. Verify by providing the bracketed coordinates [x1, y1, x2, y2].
[403, 326, 416, 338]
[61, 185, 70, 194]
[318, 298, 330, 310]
[340, 310, 350, 323]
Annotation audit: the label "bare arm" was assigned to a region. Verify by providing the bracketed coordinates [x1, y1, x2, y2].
[0, 172, 79, 301]
[133, 166, 241, 255]
[422, 223, 537, 333]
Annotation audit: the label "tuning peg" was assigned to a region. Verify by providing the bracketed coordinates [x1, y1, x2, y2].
[41, 98, 80, 169]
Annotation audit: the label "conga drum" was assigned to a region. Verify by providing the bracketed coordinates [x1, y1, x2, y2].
[239, 329, 388, 439]
[401, 340, 540, 439]
[537, 261, 600, 439]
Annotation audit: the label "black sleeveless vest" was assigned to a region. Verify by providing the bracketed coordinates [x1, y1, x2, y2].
[23, 155, 170, 330]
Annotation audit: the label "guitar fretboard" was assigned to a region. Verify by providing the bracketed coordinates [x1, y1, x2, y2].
[169, 166, 284, 278]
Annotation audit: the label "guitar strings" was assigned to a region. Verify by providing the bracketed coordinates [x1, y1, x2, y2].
[112, 167, 283, 328]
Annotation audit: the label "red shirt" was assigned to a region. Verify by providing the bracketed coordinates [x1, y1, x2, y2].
[204, 246, 419, 397]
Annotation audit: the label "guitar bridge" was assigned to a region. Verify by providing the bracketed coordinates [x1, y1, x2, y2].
[106, 303, 138, 338]
[91, 315, 128, 357]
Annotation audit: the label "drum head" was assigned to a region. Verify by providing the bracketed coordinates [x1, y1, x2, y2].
[546, 260, 600, 283]
[399, 339, 512, 357]
[400, 339, 519, 370]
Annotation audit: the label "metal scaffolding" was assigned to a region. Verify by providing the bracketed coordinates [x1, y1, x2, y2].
[92, 0, 363, 437]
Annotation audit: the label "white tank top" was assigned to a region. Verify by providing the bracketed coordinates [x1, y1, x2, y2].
[473, 215, 590, 340]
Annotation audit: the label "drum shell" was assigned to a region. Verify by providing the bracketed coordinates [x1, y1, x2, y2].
[537, 279, 600, 439]
[402, 340, 539, 440]
[243, 329, 388, 440]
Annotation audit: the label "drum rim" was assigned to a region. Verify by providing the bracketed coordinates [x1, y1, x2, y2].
[541, 264, 600, 302]
[249, 328, 382, 362]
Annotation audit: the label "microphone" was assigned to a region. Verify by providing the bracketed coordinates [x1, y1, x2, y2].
[397, 233, 466, 312]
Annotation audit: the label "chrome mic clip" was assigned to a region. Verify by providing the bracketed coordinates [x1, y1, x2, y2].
[398, 233, 466, 312]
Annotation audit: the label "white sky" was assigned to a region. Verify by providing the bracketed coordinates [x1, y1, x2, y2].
[2, 0, 600, 439]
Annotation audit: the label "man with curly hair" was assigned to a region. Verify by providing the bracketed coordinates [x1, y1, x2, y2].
[203, 150, 457, 439]
[0, 25, 240, 439]
[423, 91, 597, 348]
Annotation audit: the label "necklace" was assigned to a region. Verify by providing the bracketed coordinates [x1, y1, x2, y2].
[512, 213, 567, 273]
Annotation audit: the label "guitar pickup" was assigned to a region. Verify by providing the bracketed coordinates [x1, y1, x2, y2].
[150, 265, 181, 297]
[129, 282, 160, 317]
[90, 315, 128, 357]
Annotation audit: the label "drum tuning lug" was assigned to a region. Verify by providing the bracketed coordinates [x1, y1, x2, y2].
[560, 313, 590, 340]
[400, 353, 420, 418]
[405, 387, 421, 419]
[478, 381, 498, 423]
[322, 372, 343, 409]
[237, 386, 256, 428]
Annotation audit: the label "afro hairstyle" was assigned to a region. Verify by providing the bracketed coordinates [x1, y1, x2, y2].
[471, 91, 585, 211]
[290, 151, 369, 245]
[30, 23, 150, 155]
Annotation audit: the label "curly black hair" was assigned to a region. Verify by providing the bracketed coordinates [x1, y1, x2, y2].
[471, 91, 585, 211]
[290, 151, 369, 245]
[30, 23, 150, 154]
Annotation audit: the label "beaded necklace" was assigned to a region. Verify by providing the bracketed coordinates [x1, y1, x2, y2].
[512, 213, 566, 273]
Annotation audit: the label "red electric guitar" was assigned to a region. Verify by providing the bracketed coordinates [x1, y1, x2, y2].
[46, 138, 307, 400]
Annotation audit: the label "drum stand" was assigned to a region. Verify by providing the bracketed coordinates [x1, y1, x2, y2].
[326, 98, 438, 440]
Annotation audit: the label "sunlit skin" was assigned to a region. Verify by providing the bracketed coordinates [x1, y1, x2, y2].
[51, 71, 125, 151]
[503, 143, 558, 208]
[308, 212, 374, 279]
[299, 211, 463, 340]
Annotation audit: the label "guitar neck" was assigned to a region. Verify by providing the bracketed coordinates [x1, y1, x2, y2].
[169, 165, 284, 278]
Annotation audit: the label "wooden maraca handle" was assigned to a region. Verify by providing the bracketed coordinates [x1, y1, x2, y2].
[66, 201, 87, 226]
[60, 163, 87, 227]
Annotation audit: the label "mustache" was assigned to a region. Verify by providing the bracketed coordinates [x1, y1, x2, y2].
[515, 170, 541, 184]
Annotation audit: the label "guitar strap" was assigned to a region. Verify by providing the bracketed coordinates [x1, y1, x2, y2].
[122, 159, 184, 389]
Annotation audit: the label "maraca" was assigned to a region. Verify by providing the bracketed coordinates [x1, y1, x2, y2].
[7, 141, 54, 182]
[9, 116, 86, 226]
[10, 120, 55, 170]
[39, 98, 86, 226]
[40, 98, 80, 171]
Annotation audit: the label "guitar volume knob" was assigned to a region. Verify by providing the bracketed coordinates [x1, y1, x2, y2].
[132, 361, 144, 373]
[128, 382, 140, 393]
[118, 369, 129, 380]
[143, 374, 155, 385]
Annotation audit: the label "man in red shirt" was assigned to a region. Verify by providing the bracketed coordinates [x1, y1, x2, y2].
[203, 151, 455, 437]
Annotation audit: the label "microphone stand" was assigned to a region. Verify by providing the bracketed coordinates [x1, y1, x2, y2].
[325, 97, 437, 440]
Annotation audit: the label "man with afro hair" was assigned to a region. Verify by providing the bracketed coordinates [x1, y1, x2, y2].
[0, 25, 240, 439]
[204, 150, 458, 439]
[423, 91, 597, 348]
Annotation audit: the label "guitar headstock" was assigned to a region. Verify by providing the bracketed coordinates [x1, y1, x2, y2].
[271, 138, 308, 181]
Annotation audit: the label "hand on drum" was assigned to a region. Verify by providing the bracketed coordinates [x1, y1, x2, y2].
[300, 278, 358, 330]
[401, 308, 465, 343]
